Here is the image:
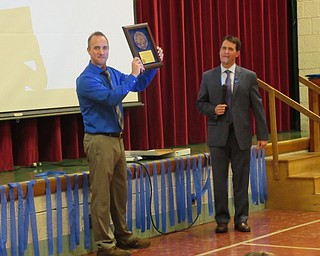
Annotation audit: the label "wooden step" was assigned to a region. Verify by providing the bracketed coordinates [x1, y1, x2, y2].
[290, 171, 320, 179]
[289, 171, 320, 194]
[278, 152, 320, 176]
[265, 137, 309, 156]
[265, 150, 320, 211]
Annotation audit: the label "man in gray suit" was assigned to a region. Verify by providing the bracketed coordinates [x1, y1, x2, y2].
[196, 35, 268, 233]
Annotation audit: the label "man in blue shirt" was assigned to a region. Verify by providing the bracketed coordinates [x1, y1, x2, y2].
[76, 31, 164, 256]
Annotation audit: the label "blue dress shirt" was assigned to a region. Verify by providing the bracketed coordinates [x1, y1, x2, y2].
[76, 61, 157, 133]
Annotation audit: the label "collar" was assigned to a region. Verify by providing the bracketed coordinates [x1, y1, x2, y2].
[221, 64, 236, 74]
[87, 61, 107, 74]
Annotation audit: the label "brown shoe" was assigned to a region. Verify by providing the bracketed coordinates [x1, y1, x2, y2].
[97, 246, 131, 256]
[235, 222, 251, 232]
[215, 223, 228, 233]
[117, 237, 151, 250]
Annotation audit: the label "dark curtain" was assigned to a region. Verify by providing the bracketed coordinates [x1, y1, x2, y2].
[0, 0, 292, 171]
[130, 0, 291, 147]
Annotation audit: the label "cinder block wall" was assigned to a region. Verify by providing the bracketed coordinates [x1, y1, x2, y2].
[297, 0, 320, 132]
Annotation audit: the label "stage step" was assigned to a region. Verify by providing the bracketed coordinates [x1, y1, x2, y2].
[264, 137, 309, 156]
[265, 149, 320, 211]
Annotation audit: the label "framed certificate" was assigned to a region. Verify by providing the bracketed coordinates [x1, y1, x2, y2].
[122, 23, 163, 69]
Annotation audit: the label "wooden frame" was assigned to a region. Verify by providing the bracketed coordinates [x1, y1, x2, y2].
[122, 23, 163, 69]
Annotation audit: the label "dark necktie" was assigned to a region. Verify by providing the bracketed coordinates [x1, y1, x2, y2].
[103, 70, 124, 130]
[225, 70, 233, 123]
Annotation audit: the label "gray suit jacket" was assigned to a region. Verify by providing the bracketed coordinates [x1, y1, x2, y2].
[196, 65, 268, 150]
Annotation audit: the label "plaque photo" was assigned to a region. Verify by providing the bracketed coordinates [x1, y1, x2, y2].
[122, 23, 163, 69]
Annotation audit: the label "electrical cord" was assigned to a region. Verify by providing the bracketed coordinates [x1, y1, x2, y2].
[134, 161, 200, 235]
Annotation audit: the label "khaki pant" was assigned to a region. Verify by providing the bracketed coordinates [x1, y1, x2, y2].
[83, 133, 133, 250]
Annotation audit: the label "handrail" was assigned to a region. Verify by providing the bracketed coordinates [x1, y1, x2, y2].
[257, 76, 320, 180]
[299, 76, 320, 94]
[258, 79, 320, 122]
[299, 76, 320, 152]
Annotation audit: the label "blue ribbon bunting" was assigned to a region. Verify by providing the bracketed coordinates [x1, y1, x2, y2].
[258, 149, 268, 203]
[203, 153, 214, 216]
[82, 172, 90, 249]
[186, 157, 193, 224]
[1, 185, 8, 256]
[8, 183, 26, 256]
[73, 175, 80, 246]
[250, 148, 259, 205]
[152, 162, 160, 229]
[17, 183, 24, 256]
[249, 147, 268, 205]
[0, 153, 232, 255]
[23, 186, 29, 252]
[144, 163, 151, 230]
[55, 176, 63, 254]
[174, 158, 181, 223]
[134, 165, 141, 230]
[139, 165, 146, 232]
[160, 161, 167, 232]
[166, 159, 175, 226]
[8, 184, 17, 256]
[35, 171, 65, 178]
[44, 178, 54, 256]
[197, 155, 204, 213]
[261, 149, 268, 201]
[193, 156, 202, 215]
[25, 180, 40, 256]
[66, 175, 76, 250]
[257, 149, 264, 204]
[179, 158, 186, 222]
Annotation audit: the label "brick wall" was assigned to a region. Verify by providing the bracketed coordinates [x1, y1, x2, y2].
[297, 0, 320, 132]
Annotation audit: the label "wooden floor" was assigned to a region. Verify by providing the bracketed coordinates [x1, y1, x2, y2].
[83, 209, 320, 256]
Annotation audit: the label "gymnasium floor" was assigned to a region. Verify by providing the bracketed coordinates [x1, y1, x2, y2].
[84, 209, 320, 256]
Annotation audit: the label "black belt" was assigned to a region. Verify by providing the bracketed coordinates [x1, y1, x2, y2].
[91, 132, 123, 139]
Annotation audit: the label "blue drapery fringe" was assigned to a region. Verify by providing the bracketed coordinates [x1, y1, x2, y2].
[0, 151, 266, 254]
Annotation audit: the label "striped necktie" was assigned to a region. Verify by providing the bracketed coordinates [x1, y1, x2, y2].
[225, 70, 233, 123]
[103, 70, 124, 130]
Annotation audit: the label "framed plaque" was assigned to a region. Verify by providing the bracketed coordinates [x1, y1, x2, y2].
[122, 23, 163, 69]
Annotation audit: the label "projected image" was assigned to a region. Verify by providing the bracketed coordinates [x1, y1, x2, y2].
[0, 7, 48, 114]
[0, 0, 137, 118]
[1, 7, 47, 90]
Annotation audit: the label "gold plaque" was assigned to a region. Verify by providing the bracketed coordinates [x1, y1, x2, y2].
[122, 23, 163, 69]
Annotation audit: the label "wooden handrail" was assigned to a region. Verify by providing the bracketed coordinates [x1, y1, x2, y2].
[257, 76, 320, 180]
[258, 79, 320, 123]
[299, 76, 320, 94]
[300, 76, 320, 152]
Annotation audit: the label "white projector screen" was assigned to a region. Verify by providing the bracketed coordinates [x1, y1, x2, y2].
[0, 0, 140, 120]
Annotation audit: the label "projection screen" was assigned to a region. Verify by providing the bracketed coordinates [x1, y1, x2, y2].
[0, 0, 139, 120]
